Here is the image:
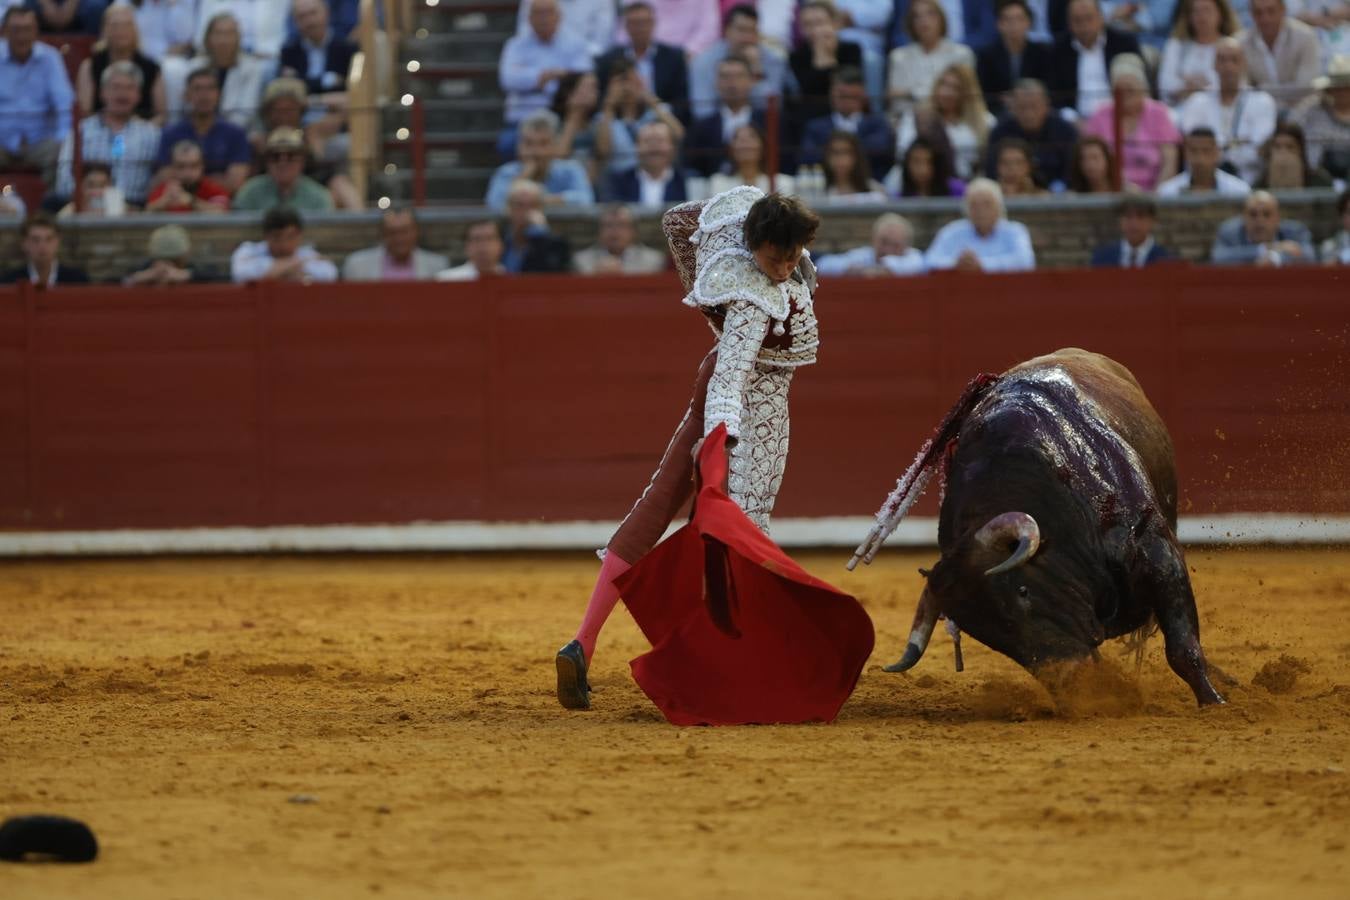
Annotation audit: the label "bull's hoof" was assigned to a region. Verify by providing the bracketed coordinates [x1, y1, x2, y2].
[555, 640, 591, 710]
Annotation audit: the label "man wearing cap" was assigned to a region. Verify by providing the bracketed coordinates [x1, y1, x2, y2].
[146, 140, 231, 212]
[232, 127, 333, 212]
[156, 66, 252, 194]
[124, 225, 209, 285]
[1291, 54, 1350, 179]
[342, 208, 449, 281]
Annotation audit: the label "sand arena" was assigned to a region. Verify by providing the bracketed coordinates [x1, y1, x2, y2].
[1, 547, 1347, 898]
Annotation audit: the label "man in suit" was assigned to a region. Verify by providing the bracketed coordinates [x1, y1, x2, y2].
[1046, 0, 1141, 117]
[1090, 194, 1174, 267]
[978, 0, 1054, 116]
[573, 204, 668, 274]
[688, 4, 797, 118]
[1241, 0, 1322, 107]
[1211, 190, 1315, 266]
[279, 0, 358, 98]
[798, 66, 893, 177]
[606, 120, 696, 206]
[342, 208, 450, 281]
[887, 0, 997, 53]
[684, 55, 768, 177]
[596, 1, 690, 121]
[2, 212, 89, 286]
[983, 78, 1077, 187]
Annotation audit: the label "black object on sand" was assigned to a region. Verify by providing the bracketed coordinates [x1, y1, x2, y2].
[0, 815, 99, 863]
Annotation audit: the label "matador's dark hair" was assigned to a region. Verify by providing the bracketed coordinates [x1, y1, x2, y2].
[742, 193, 820, 251]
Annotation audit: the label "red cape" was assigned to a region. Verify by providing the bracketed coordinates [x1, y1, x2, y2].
[616, 425, 875, 726]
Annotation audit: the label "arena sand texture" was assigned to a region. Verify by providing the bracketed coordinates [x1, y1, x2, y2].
[1, 549, 1347, 899]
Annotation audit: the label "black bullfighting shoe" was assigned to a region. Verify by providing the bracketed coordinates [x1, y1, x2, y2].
[555, 640, 591, 710]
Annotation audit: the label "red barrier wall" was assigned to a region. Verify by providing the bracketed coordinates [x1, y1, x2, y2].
[1, 266, 1347, 532]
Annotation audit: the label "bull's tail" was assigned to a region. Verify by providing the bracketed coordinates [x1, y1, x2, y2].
[847, 373, 1000, 570]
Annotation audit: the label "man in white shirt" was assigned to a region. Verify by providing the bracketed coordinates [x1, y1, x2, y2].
[230, 206, 338, 283]
[814, 212, 926, 276]
[437, 220, 507, 281]
[925, 178, 1037, 272]
[499, 0, 593, 129]
[1179, 37, 1278, 184]
[1158, 128, 1254, 196]
[1242, 0, 1323, 107]
[606, 120, 698, 206]
[574, 204, 668, 274]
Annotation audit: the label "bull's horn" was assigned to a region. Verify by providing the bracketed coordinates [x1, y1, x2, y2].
[975, 511, 1041, 576]
[883, 586, 940, 672]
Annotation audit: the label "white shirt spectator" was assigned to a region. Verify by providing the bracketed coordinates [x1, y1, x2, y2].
[637, 167, 674, 208]
[499, 23, 592, 124]
[437, 261, 495, 281]
[720, 103, 753, 143]
[1159, 39, 1221, 104]
[888, 39, 976, 119]
[896, 108, 996, 180]
[814, 245, 927, 275]
[230, 240, 338, 282]
[516, 0, 615, 57]
[196, 0, 289, 58]
[135, 0, 199, 63]
[1075, 37, 1112, 118]
[1178, 88, 1278, 183]
[925, 219, 1036, 272]
[1157, 167, 1253, 196]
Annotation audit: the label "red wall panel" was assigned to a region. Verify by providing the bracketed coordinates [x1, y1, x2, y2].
[0, 265, 1346, 532]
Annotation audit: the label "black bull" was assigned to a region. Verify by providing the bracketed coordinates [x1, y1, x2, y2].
[851, 348, 1225, 706]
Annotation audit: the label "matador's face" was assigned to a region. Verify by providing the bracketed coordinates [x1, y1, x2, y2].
[752, 244, 803, 284]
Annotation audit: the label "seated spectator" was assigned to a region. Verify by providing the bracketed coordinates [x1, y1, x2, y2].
[123, 224, 214, 285]
[1090, 193, 1175, 266]
[814, 212, 926, 275]
[1, 212, 89, 285]
[1211, 190, 1315, 265]
[1080, 53, 1181, 190]
[798, 66, 893, 179]
[24, 0, 106, 33]
[134, 0, 198, 63]
[897, 63, 994, 180]
[77, 4, 166, 121]
[977, 0, 1054, 117]
[233, 127, 333, 212]
[250, 77, 362, 210]
[515, 0, 615, 59]
[887, 0, 976, 121]
[595, 1, 689, 119]
[708, 122, 795, 194]
[148, 141, 226, 212]
[685, 55, 770, 177]
[436, 220, 507, 281]
[1253, 121, 1337, 189]
[893, 134, 963, 196]
[501, 179, 573, 273]
[1047, 0, 1142, 117]
[1158, 127, 1252, 196]
[613, 0, 720, 60]
[341, 208, 449, 282]
[925, 177, 1036, 272]
[888, 0, 997, 52]
[0, 6, 74, 187]
[1099, 0, 1183, 48]
[230, 206, 338, 283]
[593, 57, 686, 176]
[1066, 134, 1120, 191]
[194, 0, 288, 60]
[605, 120, 697, 206]
[0, 183, 26, 218]
[158, 66, 252, 194]
[983, 78, 1078, 189]
[1241, 0, 1321, 107]
[1290, 55, 1350, 180]
[498, 0, 592, 154]
[789, 0, 863, 122]
[994, 137, 1049, 195]
[820, 130, 888, 201]
[1320, 186, 1350, 265]
[1178, 37, 1277, 185]
[57, 161, 127, 216]
[184, 12, 268, 129]
[551, 71, 602, 178]
[574, 204, 668, 274]
[485, 111, 595, 212]
[56, 62, 161, 207]
[1159, 0, 1240, 106]
[279, 0, 356, 98]
[689, 4, 798, 118]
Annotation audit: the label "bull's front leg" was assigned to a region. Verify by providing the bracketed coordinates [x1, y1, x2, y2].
[1132, 533, 1225, 707]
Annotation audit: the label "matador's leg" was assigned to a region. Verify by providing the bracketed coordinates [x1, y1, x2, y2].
[726, 367, 793, 534]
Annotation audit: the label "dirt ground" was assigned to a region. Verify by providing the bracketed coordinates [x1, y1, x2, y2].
[1, 548, 1347, 899]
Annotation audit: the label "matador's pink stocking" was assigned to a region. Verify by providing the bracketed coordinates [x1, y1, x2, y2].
[574, 552, 632, 661]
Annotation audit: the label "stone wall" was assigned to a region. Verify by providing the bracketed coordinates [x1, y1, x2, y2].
[0, 190, 1341, 283]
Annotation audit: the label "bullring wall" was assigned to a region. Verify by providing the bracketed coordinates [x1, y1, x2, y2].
[0, 265, 1346, 537]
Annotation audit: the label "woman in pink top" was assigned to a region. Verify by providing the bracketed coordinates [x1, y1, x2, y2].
[1081, 53, 1181, 191]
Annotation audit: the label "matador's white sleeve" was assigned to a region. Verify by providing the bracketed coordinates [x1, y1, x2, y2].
[704, 299, 770, 440]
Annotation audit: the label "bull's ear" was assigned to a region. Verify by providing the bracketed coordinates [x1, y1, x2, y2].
[917, 566, 932, 579]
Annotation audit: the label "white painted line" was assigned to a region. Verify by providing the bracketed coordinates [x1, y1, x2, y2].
[0, 515, 1346, 556]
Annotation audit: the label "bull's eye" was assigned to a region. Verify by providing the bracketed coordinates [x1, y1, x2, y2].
[1017, 585, 1029, 598]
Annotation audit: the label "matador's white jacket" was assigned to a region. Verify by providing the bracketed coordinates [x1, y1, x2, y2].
[661, 185, 820, 532]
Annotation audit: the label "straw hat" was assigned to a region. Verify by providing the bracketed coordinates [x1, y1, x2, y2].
[1311, 54, 1350, 91]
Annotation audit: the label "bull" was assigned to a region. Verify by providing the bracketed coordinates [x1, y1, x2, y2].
[850, 348, 1225, 706]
